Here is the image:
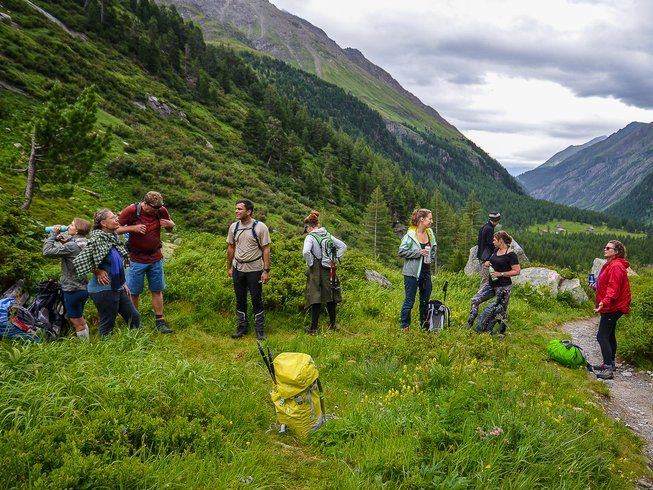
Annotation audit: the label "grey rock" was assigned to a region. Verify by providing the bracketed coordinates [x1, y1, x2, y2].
[145, 94, 187, 119]
[133, 101, 146, 110]
[512, 267, 562, 295]
[365, 269, 392, 288]
[559, 278, 589, 303]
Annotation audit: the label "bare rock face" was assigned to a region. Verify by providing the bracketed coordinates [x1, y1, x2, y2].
[365, 269, 392, 288]
[145, 95, 187, 119]
[591, 258, 638, 278]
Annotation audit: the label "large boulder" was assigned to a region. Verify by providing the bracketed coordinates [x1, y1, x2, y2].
[559, 278, 589, 303]
[464, 241, 529, 276]
[512, 267, 562, 295]
[591, 258, 638, 278]
[365, 269, 392, 288]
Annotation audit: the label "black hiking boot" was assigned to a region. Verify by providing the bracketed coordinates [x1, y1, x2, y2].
[155, 318, 173, 334]
[306, 327, 318, 335]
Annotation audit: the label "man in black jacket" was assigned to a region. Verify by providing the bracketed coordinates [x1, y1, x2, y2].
[476, 212, 501, 286]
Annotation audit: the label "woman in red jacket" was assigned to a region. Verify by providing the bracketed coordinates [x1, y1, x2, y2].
[594, 240, 631, 380]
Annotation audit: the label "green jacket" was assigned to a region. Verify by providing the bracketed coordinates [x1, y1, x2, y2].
[398, 227, 437, 278]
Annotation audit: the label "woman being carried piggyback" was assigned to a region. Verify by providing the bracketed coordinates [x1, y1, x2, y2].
[398, 208, 436, 331]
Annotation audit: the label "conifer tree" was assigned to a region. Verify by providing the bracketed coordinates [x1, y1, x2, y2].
[19, 83, 110, 210]
[364, 186, 395, 260]
[431, 190, 459, 267]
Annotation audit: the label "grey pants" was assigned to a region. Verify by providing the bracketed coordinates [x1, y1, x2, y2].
[468, 283, 513, 331]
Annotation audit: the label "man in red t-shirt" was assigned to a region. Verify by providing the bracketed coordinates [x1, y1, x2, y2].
[118, 191, 175, 333]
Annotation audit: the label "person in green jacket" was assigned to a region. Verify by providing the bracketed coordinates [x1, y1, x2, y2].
[398, 208, 437, 331]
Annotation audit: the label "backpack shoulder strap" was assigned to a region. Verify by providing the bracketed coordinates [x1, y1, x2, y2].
[232, 221, 240, 241]
[251, 220, 261, 249]
[134, 202, 141, 221]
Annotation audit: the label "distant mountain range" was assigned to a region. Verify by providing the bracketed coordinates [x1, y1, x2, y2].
[518, 122, 653, 223]
[538, 136, 608, 169]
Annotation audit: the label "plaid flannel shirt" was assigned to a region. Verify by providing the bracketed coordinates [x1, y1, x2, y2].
[73, 229, 130, 275]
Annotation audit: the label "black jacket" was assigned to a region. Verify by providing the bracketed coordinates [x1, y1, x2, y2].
[476, 221, 495, 260]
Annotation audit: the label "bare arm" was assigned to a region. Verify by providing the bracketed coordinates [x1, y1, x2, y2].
[261, 244, 271, 284]
[227, 243, 235, 277]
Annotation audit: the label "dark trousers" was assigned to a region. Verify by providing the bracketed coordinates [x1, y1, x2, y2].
[310, 302, 336, 331]
[90, 289, 141, 336]
[597, 311, 622, 365]
[400, 268, 432, 329]
[233, 269, 264, 330]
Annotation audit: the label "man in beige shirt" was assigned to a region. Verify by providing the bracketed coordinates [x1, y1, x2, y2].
[227, 199, 271, 340]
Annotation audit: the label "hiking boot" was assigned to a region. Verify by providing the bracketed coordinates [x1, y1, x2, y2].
[155, 319, 172, 334]
[256, 331, 266, 341]
[596, 367, 614, 380]
[306, 328, 318, 335]
[329, 324, 339, 331]
[231, 327, 248, 339]
[592, 363, 612, 371]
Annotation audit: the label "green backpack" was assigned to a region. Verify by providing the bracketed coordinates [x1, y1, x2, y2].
[546, 339, 587, 368]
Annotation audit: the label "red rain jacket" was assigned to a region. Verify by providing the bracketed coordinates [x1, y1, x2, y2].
[596, 258, 631, 314]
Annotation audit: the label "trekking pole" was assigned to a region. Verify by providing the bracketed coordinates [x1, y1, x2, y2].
[442, 280, 449, 304]
[267, 346, 277, 384]
[257, 340, 275, 382]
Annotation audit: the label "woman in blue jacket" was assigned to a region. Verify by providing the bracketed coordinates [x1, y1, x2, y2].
[398, 208, 437, 331]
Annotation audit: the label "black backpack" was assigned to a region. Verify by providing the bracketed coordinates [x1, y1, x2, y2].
[27, 280, 69, 342]
[422, 282, 450, 332]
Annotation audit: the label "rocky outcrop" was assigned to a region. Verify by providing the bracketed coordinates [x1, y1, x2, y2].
[145, 95, 187, 119]
[559, 278, 589, 303]
[365, 269, 392, 288]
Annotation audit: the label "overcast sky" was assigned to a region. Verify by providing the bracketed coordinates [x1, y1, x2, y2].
[271, 0, 653, 175]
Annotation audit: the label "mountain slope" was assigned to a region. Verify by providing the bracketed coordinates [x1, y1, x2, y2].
[539, 135, 607, 170]
[606, 170, 653, 224]
[160, 0, 459, 138]
[517, 122, 653, 211]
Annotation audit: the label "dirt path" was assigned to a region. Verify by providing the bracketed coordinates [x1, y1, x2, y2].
[560, 318, 653, 474]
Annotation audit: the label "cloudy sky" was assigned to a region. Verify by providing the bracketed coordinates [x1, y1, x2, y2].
[271, 0, 653, 175]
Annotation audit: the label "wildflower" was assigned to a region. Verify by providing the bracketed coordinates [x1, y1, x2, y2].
[245, 441, 251, 446]
[489, 427, 504, 436]
[485, 464, 491, 469]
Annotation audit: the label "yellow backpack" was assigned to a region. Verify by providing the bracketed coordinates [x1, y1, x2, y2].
[259, 345, 326, 439]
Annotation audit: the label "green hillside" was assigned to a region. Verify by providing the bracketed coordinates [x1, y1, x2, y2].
[1, 1, 653, 486]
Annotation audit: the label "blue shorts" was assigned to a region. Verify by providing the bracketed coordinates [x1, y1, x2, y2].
[125, 260, 166, 296]
[63, 290, 89, 318]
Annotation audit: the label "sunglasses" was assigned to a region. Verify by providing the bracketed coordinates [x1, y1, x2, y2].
[146, 202, 163, 209]
[604, 246, 615, 250]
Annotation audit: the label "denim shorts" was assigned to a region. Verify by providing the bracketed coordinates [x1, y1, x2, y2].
[125, 259, 166, 296]
[63, 289, 89, 318]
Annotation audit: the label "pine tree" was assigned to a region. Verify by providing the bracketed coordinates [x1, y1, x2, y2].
[364, 186, 395, 260]
[19, 83, 110, 210]
[431, 190, 459, 267]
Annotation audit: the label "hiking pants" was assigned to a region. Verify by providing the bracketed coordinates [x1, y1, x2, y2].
[469, 283, 512, 330]
[90, 289, 141, 336]
[400, 267, 432, 329]
[233, 269, 264, 329]
[310, 302, 336, 331]
[597, 311, 622, 365]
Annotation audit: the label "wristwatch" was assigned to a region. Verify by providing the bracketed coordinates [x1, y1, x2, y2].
[264, 268, 270, 272]
[500, 272, 504, 277]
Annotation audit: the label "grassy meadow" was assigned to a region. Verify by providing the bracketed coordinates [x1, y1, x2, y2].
[1, 233, 651, 488]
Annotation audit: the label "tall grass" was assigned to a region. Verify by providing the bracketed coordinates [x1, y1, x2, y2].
[0, 234, 650, 488]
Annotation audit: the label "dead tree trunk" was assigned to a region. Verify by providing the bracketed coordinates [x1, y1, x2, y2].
[22, 135, 39, 211]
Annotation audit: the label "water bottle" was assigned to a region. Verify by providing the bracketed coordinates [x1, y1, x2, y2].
[489, 266, 498, 281]
[45, 225, 68, 233]
[424, 245, 431, 264]
[588, 273, 596, 287]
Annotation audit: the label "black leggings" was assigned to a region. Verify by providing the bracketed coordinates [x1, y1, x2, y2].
[597, 311, 622, 365]
[310, 302, 336, 330]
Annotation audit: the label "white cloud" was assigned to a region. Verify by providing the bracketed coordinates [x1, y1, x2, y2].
[271, 0, 653, 171]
